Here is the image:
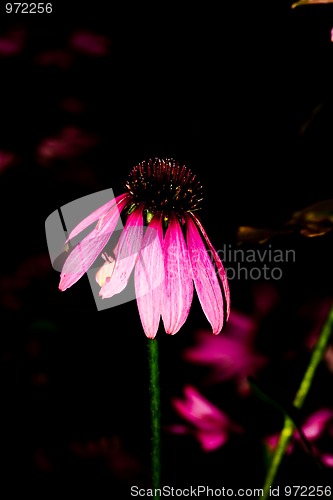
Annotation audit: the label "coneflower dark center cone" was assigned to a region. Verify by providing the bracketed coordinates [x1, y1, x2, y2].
[124, 158, 203, 220]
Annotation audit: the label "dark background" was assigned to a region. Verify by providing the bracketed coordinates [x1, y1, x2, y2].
[1, 2, 333, 497]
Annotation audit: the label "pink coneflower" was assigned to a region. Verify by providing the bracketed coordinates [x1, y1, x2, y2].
[59, 158, 230, 338]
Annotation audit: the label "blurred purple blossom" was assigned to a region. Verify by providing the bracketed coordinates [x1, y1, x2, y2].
[69, 30, 110, 57]
[36, 126, 98, 166]
[0, 27, 26, 56]
[70, 435, 144, 480]
[183, 311, 267, 393]
[0, 150, 17, 174]
[266, 408, 333, 467]
[168, 385, 243, 452]
[35, 49, 72, 70]
[0, 254, 51, 310]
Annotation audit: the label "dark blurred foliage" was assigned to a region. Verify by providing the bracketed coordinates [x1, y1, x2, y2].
[1, 2, 333, 497]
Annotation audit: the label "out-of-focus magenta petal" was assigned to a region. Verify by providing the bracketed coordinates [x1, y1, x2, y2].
[266, 408, 333, 462]
[59, 196, 128, 291]
[321, 454, 333, 467]
[302, 408, 333, 440]
[265, 433, 294, 454]
[0, 150, 16, 173]
[186, 215, 224, 334]
[189, 212, 230, 320]
[252, 283, 280, 318]
[171, 385, 242, 452]
[0, 29, 25, 56]
[135, 215, 164, 339]
[172, 386, 226, 428]
[197, 431, 228, 452]
[69, 30, 110, 56]
[161, 216, 193, 335]
[99, 207, 144, 298]
[66, 193, 129, 242]
[35, 50, 72, 69]
[183, 313, 266, 386]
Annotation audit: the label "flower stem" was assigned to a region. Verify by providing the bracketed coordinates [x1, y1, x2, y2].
[148, 338, 161, 498]
[262, 303, 333, 499]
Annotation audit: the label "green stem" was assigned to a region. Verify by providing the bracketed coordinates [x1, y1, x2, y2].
[148, 338, 161, 499]
[262, 303, 333, 499]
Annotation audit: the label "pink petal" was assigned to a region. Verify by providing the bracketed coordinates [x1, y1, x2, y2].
[186, 215, 224, 334]
[189, 212, 230, 320]
[59, 196, 128, 290]
[321, 454, 333, 467]
[180, 386, 227, 425]
[197, 430, 228, 452]
[134, 215, 164, 339]
[172, 385, 225, 429]
[99, 207, 144, 298]
[66, 193, 129, 242]
[161, 216, 193, 335]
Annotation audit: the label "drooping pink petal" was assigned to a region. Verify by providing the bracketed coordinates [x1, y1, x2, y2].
[186, 215, 224, 334]
[161, 216, 193, 335]
[189, 212, 230, 320]
[134, 214, 164, 339]
[99, 207, 144, 299]
[302, 409, 333, 440]
[59, 196, 128, 290]
[66, 193, 129, 242]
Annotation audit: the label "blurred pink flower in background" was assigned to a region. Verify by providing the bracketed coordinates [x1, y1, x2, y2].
[60, 97, 85, 114]
[168, 385, 242, 452]
[0, 150, 17, 174]
[251, 282, 280, 320]
[35, 50, 72, 70]
[266, 408, 333, 467]
[70, 435, 144, 480]
[0, 27, 26, 56]
[36, 126, 98, 166]
[69, 30, 110, 57]
[183, 311, 267, 393]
